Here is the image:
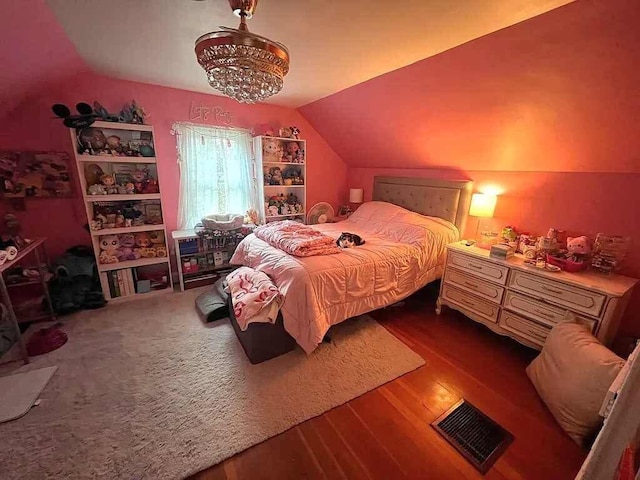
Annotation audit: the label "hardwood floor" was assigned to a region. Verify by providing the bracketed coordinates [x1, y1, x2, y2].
[189, 284, 586, 480]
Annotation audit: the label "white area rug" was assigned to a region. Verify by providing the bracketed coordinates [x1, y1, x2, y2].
[0, 366, 57, 423]
[0, 289, 425, 480]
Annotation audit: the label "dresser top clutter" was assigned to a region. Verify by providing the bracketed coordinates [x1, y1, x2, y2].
[447, 242, 637, 297]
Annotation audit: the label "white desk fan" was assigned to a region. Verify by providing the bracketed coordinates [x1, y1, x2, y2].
[306, 203, 335, 225]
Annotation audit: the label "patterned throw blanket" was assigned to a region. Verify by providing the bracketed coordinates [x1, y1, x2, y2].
[253, 220, 341, 257]
[226, 267, 283, 330]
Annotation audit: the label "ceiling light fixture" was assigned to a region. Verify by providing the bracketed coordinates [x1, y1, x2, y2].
[194, 0, 290, 104]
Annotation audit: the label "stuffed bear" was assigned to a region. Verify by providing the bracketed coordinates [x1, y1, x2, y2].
[117, 234, 139, 261]
[269, 167, 283, 185]
[262, 138, 281, 163]
[566, 236, 591, 262]
[99, 235, 120, 264]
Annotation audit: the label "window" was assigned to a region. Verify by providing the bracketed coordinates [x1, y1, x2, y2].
[173, 123, 258, 229]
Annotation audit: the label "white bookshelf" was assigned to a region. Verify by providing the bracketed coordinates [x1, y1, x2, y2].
[70, 121, 173, 302]
[254, 135, 307, 223]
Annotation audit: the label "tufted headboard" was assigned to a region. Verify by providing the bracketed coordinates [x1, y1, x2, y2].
[372, 176, 473, 234]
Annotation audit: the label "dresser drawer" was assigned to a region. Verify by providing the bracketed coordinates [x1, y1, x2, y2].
[509, 270, 606, 318]
[447, 252, 509, 285]
[444, 269, 504, 304]
[499, 310, 549, 347]
[442, 284, 500, 323]
[504, 291, 597, 332]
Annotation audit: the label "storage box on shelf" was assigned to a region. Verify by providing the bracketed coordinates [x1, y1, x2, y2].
[436, 242, 637, 350]
[254, 135, 307, 223]
[172, 228, 251, 291]
[71, 121, 173, 302]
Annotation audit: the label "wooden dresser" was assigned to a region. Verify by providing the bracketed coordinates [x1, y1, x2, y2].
[436, 242, 637, 350]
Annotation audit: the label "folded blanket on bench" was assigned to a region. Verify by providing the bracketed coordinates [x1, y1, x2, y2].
[226, 267, 283, 331]
[253, 220, 341, 257]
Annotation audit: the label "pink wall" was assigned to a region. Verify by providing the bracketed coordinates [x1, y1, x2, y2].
[299, 0, 640, 335]
[0, 73, 347, 258]
[299, 0, 640, 174]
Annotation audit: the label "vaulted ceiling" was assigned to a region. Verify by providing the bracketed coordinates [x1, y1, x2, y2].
[45, 0, 573, 108]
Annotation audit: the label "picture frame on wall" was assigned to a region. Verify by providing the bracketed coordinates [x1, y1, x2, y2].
[0, 151, 74, 198]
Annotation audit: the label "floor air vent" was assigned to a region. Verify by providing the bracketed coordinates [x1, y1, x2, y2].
[432, 399, 513, 474]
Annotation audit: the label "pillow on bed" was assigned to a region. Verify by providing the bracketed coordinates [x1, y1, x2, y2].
[347, 201, 458, 245]
[526, 321, 625, 446]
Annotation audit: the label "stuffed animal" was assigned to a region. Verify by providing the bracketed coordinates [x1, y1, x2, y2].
[99, 235, 120, 264]
[88, 184, 107, 195]
[262, 138, 281, 163]
[290, 126, 300, 139]
[143, 177, 159, 194]
[134, 232, 151, 248]
[263, 166, 272, 185]
[155, 246, 167, 257]
[566, 236, 591, 262]
[132, 169, 147, 193]
[78, 128, 107, 154]
[283, 142, 299, 162]
[106, 135, 122, 155]
[267, 205, 279, 217]
[101, 174, 117, 194]
[117, 234, 139, 261]
[148, 231, 165, 245]
[269, 167, 283, 185]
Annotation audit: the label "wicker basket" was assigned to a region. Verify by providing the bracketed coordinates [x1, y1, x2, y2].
[200, 214, 244, 232]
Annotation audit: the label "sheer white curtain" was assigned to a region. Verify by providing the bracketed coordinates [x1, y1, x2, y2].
[173, 123, 258, 229]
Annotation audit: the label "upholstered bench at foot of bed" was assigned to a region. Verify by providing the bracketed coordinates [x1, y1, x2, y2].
[227, 296, 296, 364]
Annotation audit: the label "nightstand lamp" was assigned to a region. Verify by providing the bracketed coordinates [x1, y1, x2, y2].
[469, 193, 497, 248]
[349, 188, 364, 204]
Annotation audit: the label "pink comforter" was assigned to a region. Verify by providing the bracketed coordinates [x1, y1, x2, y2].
[253, 220, 340, 257]
[231, 202, 460, 354]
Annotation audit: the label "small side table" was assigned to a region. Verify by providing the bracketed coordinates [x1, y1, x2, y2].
[0, 237, 56, 364]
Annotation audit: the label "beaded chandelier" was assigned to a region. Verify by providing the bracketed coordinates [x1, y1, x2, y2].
[195, 0, 290, 104]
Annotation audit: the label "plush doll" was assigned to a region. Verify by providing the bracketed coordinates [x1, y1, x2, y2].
[125, 182, 135, 194]
[132, 169, 147, 194]
[99, 235, 120, 264]
[290, 126, 300, 139]
[269, 167, 283, 185]
[262, 166, 272, 185]
[106, 135, 122, 155]
[155, 246, 167, 257]
[262, 138, 281, 163]
[287, 193, 298, 205]
[101, 174, 117, 194]
[566, 236, 591, 262]
[117, 234, 139, 261]
[78, 128, 107, 154]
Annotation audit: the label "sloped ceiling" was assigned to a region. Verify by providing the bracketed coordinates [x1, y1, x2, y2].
[45, 0, 573, 107]
[0, 0, 88, 119]
[298, 0, 640, 173]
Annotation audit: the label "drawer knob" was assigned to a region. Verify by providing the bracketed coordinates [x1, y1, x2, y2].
[468, 264, 483, 270]
[464, 281, 479, 289]
[460, 298, 476, 307]
[542, 285, 563, 295]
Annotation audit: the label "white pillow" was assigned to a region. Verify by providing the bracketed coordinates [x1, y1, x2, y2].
[526, 321, 625, 446]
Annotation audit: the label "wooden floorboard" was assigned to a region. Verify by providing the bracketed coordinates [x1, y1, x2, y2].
[189, 284, 585, 480]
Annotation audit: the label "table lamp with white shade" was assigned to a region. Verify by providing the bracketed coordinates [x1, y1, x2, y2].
[469, 193, 497, 246]
[349, 188, 364, 204]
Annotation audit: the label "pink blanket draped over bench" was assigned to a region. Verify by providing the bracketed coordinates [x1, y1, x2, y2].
[253, 220, 341, 257]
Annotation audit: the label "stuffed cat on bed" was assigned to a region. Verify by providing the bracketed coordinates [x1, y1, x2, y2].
[336, 232, 366, 248]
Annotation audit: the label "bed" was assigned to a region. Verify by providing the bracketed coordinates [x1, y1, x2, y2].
[230, 177, 473, 356]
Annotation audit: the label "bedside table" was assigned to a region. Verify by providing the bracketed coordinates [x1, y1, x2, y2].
[436, 242, 638, 350]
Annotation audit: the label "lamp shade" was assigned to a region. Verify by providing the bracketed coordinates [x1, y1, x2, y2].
[349, 188, 364, 203]
[469, 193, 497, 218]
